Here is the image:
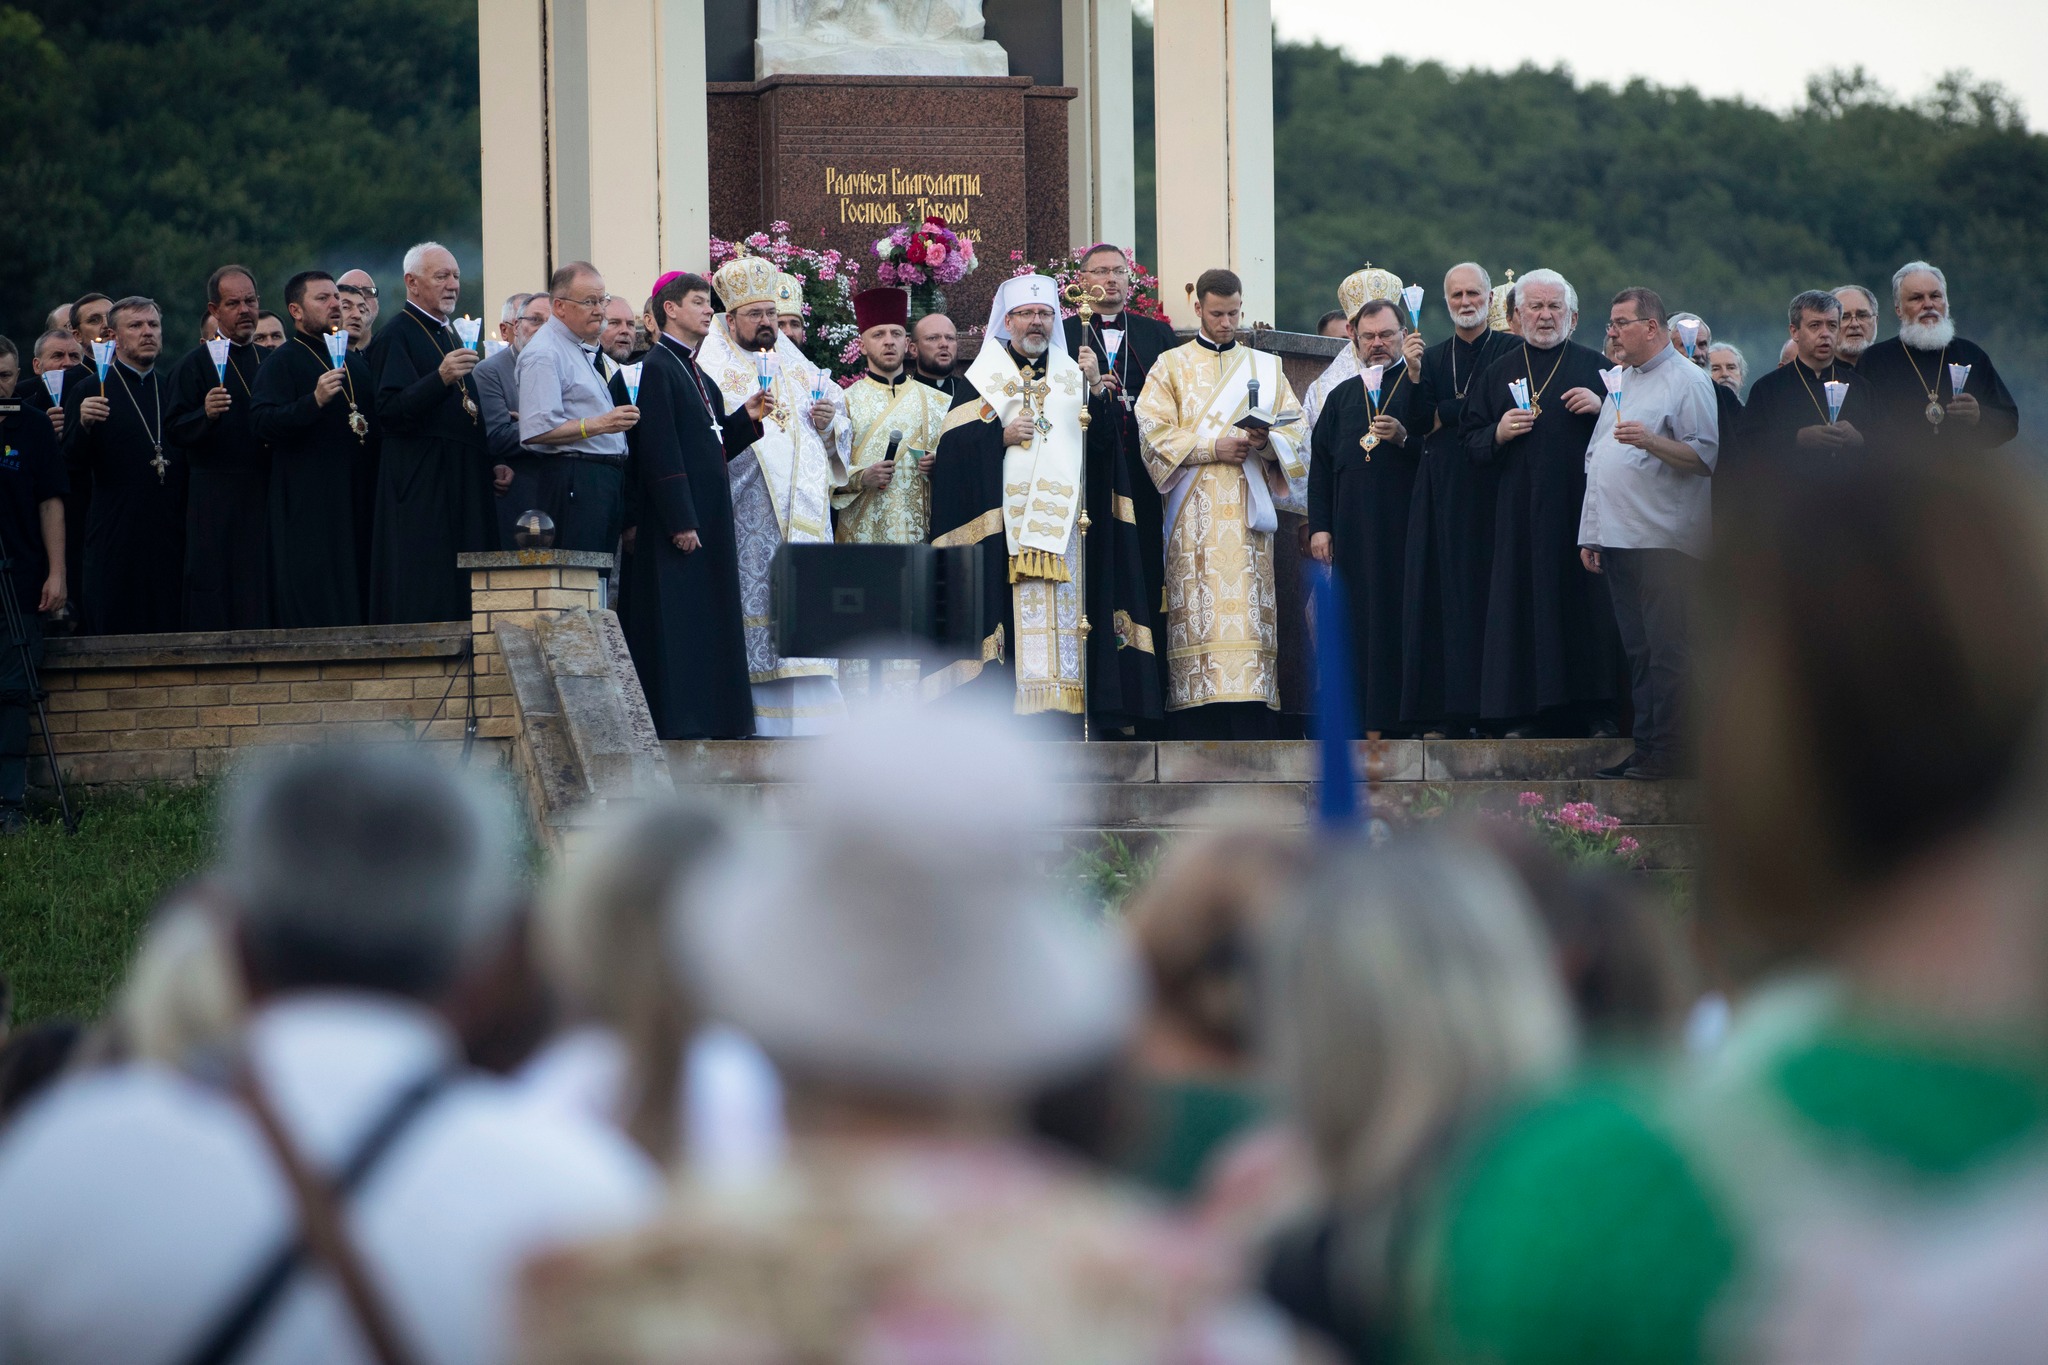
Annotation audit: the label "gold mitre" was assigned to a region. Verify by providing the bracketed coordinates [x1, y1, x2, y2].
[1338, 263, 1404, 322]
[1489, 269, 1518, 332]
[775, 272, 804, 318]
[714, 254, 780, 311]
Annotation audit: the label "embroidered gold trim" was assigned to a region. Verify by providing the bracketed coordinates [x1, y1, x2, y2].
[1008, 548, 1072, 585]
[1113, 610, 1155, 653]
[1113, 493, 1137, 524]
[932, 508, 1004, 549]
[919, 624, 1006, 701]
[941, 401, 990, 435]
[1015, 679, 1084, 715]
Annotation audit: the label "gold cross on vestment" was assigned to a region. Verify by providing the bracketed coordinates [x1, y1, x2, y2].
[1003, 374, 1054, 441]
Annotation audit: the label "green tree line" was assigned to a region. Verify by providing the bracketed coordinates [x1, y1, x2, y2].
[4, 6, 2035, 437]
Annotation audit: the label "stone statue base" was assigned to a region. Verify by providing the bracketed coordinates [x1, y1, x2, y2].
[755, 36, 1008, 78]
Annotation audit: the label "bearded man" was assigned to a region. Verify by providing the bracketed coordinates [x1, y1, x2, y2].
[1857, 261, 2019, 454]
[1831, 285, 1881, 365]
[699, 254, 849, 735]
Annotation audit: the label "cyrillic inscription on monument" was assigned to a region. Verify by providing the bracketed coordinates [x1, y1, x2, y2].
[826, 167, 984, 235]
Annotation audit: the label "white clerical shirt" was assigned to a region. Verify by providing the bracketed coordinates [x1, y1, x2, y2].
[1577, 343, 1719, 558]
[517, 315, 628, 457]
[0, 994, 660, 1365]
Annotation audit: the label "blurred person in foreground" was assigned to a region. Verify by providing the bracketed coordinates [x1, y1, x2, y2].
[0, 746, 659, 1364]
[1119, 828, 1304, 1201]
[523, 799, 780, 1166]
[1414, 453, 2048, 1365]
[518, 703, 1294, 1365]
[1260, 837, 1575, 1365]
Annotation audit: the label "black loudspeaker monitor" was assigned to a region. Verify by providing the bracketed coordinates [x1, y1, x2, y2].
[771, 543, 986, 660]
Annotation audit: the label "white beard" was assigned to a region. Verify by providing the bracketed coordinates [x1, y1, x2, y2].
[1899, 315, 1956, 350]
[1836, 335, 1869, 360]
[1013, 333, 1050, 357]
[1450, 305, 1486, 329]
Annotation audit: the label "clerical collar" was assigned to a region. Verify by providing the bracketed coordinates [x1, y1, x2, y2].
[916, 366, 953, 382]
[1094, 311, 1126, 330]
[404, 299, 449, 329]
[1005, 346, 1043, 374]
[1195, 333, 1236, 353]
[115, 357, 154, 380]
[1633, 346, 1676, 376]
[864, 369, 910, 388]
[1794, 357, 1839, 381]
[658, 333, 699, 362]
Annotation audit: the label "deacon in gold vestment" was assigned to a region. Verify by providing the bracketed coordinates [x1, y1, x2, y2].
[1136, 268, 1308, 737]
[834, 287, 950, 695]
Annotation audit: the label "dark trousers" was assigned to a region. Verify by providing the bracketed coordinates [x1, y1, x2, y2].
[536, 458, 626, 555]
[1602, 546, 1696, 764]
[1167, 700, 1279, 740]
[0, 605, 44, 805]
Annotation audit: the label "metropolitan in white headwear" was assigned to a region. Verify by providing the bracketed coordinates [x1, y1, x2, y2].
[924, 275, 1091, 721]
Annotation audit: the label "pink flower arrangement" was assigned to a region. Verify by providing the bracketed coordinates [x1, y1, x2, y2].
[708, 224, 862, 377]
[1009, 246, 1171, 323]
[873, 216, 978, 287]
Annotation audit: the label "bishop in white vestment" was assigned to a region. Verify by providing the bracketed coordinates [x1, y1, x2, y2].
[1135, 270, 1308, 737]
[704, 255, 852, 735]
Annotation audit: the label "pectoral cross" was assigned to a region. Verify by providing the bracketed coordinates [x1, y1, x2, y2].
[149, 444, 169, 483]
[1003, 373, 1052, 442]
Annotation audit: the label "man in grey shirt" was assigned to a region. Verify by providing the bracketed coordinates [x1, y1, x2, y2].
[517, 261, 640, 552]
[1577, 286, 1718, 782]
[477, 291, 549, 548]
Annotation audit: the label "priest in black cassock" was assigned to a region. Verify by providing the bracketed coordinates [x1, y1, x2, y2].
[251, 271, 379, 629]
[911, 313, 965, 402]
[1734, 291, 1877, 485]
[1460, 269, 1615, 736]
[61, 297, 186, 636]
[1856, 261, 2019, 457]
[1062, 242, 1175, 731]
[610, 271, 766, 740]
[1402, 262, 1513, 734]
[167, 265, 270, 631]
[365, 242, 494, 624]
[1309, 297, 1430, 735]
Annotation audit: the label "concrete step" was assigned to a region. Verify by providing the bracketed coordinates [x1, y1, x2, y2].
[664, 737, 1645, 786]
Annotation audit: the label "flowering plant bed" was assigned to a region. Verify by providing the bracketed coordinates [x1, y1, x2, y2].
[1008, 247, 1171, 323]
[709, 223, 860, 377]
[1407, 787, 1647, 870]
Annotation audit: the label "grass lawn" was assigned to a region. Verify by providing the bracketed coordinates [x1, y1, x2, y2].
[1, 783, 220, 1026]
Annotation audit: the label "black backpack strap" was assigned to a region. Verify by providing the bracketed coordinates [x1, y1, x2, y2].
[170, 1065, 460, 1365]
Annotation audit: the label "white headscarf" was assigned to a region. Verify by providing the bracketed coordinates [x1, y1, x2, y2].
[979, 273, 1067, 360]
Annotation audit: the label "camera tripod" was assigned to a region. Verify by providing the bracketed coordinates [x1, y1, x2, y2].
[0, 519, 77, 834]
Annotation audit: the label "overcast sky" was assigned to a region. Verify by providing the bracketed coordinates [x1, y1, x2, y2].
[1268, 1, 2048, 129]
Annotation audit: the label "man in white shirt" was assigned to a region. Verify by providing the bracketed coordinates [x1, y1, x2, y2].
[518, 261, 641, 552]
[1577, 286, 1718, 781]
[0, 747, 660, 1365]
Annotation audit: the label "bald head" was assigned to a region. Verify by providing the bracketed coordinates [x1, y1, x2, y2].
[337, 268, 380, 331]
[911, 312, 957, 375]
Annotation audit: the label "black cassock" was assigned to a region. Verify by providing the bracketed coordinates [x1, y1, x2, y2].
[250, 332, 380, 628]
[1310, 366, 1426, 734]
[1401, 329, 1513, 726]
[1734, 359, 1880, 488]
[1063, 311, 1175, 729]
[612, 336, 757, 740]
[1855, 336, 2019, 458]
[1462, 341, 1615, 722]
[166, 340, 270, 631]
[61, 361, 186, 636]
[366, 302, 494, 623]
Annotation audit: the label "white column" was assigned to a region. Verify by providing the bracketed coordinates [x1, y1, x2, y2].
[1151, 0, 1274, 327]
[545, 0, 665, 300]
[655, 0, 711, 274]
[479, 0, 551, 318]
[1063, 0, 1136, 255]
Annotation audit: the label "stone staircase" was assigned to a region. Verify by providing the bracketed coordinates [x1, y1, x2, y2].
[662, 737, 1702, 877]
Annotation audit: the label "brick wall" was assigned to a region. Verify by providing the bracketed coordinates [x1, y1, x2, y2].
[33, 623, 496, 789]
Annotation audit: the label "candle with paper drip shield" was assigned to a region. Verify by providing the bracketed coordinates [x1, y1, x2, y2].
[1823, 380, 1849, 424]
[1401, 283, 1425, 331]
[755, 352, 775, 394]
[323, 329, 349, 369]
[451, 315, 482, 352]
[1360, 364, 1387, 453]
[1675, 317, 1701, 358]
[621, 362, 644, 405]
[1508, 377, 1532, 412]
[1600, 366, 1626, 412]
[42, 371, 63, 405]
[483, 336, 508, 359]
[205, 335, 231, 384]
[92, 339, 113, 383]
[1949, 363, 1972, 398]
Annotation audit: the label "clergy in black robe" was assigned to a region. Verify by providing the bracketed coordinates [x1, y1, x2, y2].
[365, 246, 494, 624]
[61, 301, 186, 636]
[1309, 302, 1429, 735]
[1401, 273, 1515, 731]
[1736, 355, 1878, 482]
[250, 274, 380, 630]
[1063, 304, 1176, 732]
[167, 266, 270, 631]
[911, 313, 965, 403]
[1461, 275, 1614, 731]
[613, 274, 763, 739]
[1856, 276, 2019, 458]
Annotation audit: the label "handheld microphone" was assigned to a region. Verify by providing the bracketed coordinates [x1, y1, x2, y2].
[883, 429, 903, 462]
[1246, 377, 1261, 413]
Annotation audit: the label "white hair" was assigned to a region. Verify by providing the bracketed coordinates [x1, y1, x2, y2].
[1832, 284, 1879, 314]
[1517, 267, 1578, 315]
[1891, 260, 1947, 305]
[500, 291, 536, 324]
[403, 240, 450, 276]
[1709, 342, 1747, 385]
[1443, 261, 1492, 295]
[1669, 311, 1705, 329]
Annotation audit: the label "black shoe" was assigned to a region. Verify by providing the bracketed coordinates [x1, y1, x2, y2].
[1502, 722, 1547, 740]
[0, 804, 26, 836]
[1596, 751, 1646, 780]
[1587, 716, 1621, 739]
[1625, 758, 1675, 781]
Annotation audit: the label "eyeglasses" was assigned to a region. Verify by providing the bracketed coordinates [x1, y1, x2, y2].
[1839, 310, 1876, 322]
[554, 293, 614, 309]
[1079, 265, 1128, 278]
[1604, 316, 1652, 333]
